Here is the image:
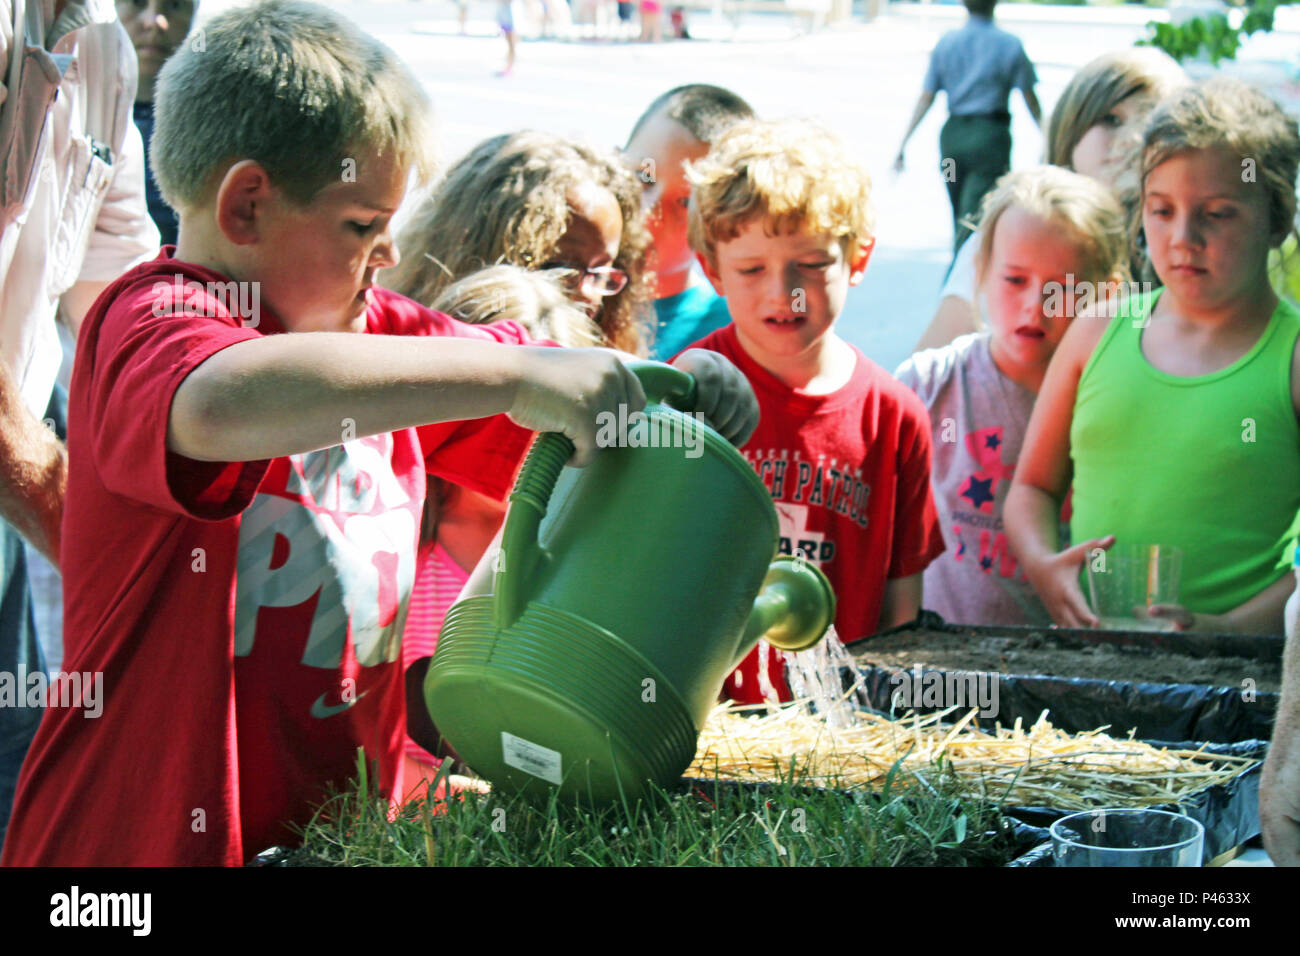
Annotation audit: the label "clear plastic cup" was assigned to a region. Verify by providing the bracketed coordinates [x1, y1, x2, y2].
[1086, 543, 1183, 631]
[1050, 809, 1204, 867]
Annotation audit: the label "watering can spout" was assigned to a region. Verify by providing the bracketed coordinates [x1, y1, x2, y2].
[733, 556, 836, 668]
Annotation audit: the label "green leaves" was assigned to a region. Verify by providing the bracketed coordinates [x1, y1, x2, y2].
[1139, 1, 1289, 65]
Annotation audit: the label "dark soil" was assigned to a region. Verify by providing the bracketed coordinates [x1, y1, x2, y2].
[851, 628, 1282, 693]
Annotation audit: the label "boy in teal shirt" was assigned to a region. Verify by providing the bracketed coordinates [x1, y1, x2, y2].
[624, 84, 754, 359]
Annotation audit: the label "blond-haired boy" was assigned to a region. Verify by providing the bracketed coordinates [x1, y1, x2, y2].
[682, 119, 946, 703]
[2, 0, 755, 866]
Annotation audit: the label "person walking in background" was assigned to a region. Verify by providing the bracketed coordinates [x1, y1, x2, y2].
[497, 0, 517, 76]
[894, 0, 1041, 258]
[639, 0, 663, 42]
[669, 5, 688, 39]
[116, 0, 200, 246]
[913, 48, 1186, 353]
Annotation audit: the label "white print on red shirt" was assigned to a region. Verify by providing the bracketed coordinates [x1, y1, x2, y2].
[775, 502, 834, 564]
[233, 433, 419, 670]
[746, 448, 872, 543]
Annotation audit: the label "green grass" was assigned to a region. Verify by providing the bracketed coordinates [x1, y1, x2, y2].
[286, 751, 1029, 867]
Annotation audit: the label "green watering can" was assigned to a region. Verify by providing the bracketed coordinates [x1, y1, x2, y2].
[424, 360, 835, 802]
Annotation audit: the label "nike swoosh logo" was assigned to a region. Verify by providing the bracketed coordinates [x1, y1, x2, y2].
[310, 689, 369, 719]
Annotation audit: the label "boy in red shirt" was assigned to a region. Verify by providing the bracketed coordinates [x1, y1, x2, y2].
[1, 0, 756, 866]
[683, 119, 947, 704]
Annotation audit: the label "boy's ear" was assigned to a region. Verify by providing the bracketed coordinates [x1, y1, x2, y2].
[697, 252, 725, 295]
[214, 160, 277, 246]
[848, 237, 875, 287]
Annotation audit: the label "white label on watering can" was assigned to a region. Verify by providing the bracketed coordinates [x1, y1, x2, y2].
[502, 732, 563, 785]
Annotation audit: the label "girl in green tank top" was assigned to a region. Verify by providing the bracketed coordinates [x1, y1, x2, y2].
[1071, 287, 1300, 617]
[1005, 77, 1300, 633]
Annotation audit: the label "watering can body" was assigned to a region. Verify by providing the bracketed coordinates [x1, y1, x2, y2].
[425, 362, 833, 802]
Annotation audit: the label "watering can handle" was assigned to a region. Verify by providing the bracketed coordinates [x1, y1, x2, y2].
[493, 361, 698, 627]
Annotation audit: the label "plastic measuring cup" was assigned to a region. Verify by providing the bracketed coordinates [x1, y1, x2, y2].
[1050, 808, 1204, 866]
[1086, 543, 1182, 631]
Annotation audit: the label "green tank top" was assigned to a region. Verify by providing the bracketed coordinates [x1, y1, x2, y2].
[1071, 288, 1300, 616]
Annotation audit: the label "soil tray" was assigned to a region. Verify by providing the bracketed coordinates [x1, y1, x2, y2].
[847, 615, 1281, 744]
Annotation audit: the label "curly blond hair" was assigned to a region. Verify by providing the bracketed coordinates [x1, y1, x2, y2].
[381, 131, 651, 354]
[685, 118, 874, 268]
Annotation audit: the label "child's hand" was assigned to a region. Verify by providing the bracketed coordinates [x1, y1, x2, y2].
[671, 348, 760, 447]
[1147, 605, 1228, 632]
[1025, 534, 1115, 629]
[508, 347, 646, 466]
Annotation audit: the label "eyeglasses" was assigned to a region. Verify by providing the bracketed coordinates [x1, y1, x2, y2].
[544, 263, 629, 297]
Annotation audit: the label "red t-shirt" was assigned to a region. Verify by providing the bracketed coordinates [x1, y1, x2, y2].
[1, 252, 535, 866]
[683, 325, 945, 704]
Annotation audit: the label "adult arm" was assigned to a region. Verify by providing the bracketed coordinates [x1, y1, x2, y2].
[62, 116, 161, 339]
[0, 359, 65, 566]
[1015, 44, 1042, 128]
[1262, 612, 1300, 865]
[1021, 86, 1043, 127]
[894, 91, 936, 172]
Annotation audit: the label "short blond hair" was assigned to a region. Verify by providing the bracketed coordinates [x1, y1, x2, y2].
[432, 265, 602, 349]
[974, 166, 1130, 289]
[382, 131, 651, 355]
[686, 118, 874, 268]
[1140, 77, 1300, 243]
[153, 0, 436, 210]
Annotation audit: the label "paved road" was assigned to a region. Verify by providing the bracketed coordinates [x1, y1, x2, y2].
[199, 0, 1297, 372]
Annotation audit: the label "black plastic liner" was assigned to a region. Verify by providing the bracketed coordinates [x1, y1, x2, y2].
[1001, 740, 1266, 866]
[856, 667, 1277, 744]
[849, 614, 1280, 744]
